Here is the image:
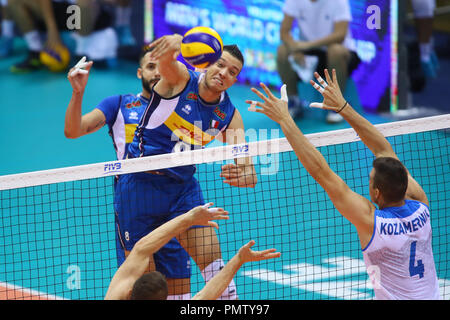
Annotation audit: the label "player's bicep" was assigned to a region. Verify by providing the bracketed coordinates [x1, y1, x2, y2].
[223, 109, 246, 145]
[405, 174, 429, 206]
[80, 109, 106, 136]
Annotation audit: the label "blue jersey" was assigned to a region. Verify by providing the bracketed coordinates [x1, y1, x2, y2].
[128, 70, 236, 181]
[96, 93, 150, 160]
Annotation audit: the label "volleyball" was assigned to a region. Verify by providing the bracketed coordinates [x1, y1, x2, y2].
[180, 26, 223, 69]
[39, 45, 71, 72]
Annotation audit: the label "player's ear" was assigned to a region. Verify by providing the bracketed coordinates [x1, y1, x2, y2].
[137, 68, 143, 79]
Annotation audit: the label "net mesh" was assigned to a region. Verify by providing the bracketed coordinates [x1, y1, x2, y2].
[0, 115, 449, 300]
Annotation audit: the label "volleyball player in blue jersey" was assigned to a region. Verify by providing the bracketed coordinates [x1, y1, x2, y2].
[64, 47, 194, 300]
[116, 34, 257, 300]
[247, 69, 440, 300]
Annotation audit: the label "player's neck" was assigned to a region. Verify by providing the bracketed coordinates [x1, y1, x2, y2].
[379, 199, 405, 210]
[198, 78, 221, 105]
[141, 90, 151, 100]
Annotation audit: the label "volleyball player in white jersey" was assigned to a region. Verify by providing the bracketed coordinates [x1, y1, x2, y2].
[247, 69, 441, 300]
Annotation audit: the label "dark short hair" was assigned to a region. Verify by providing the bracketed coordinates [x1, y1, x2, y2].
[372, 157, 408, 203]
[130, 271, 168, 300]
[223, 44, 244, 67]
[139, 42, 156, 66]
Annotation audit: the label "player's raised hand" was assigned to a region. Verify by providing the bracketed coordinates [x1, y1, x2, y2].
[237, 240, 281, 264]
[147, 34, 183, 61]
[309, 69, 347, 112]
[67, 56, 93, 94]
[220, 163, 257, 188]
[187, 203, 229, 229]
[246, 83, 291, 124]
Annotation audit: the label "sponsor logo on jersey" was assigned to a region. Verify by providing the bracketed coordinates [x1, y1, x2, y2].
[125, 100, 142, 109]
[187, 92, 198, 101]
[182, 104, 192, 115]
[214, 106, 226, 120]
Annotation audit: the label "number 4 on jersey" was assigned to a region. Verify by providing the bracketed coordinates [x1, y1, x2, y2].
[409, 241, 425, 278]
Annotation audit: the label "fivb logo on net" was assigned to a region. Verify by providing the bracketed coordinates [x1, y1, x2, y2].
[169, 121, 281, 176]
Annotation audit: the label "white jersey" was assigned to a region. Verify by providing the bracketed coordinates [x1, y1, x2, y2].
[362, 200, 441, 300]
[283, 0, 356, 52]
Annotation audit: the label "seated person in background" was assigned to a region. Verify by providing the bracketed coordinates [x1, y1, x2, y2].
[8, 0, 117, 73]
[277, 0, 361, 123]
[103, 0, 136, 47]
[410, 0, 439, 78]
[0, 0, 15, 57]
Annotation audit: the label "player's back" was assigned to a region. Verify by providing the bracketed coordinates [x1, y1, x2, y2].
[362, 199, 440, 300]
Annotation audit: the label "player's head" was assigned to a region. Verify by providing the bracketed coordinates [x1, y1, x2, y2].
[369, 157, 408, 206]
[203, 44, 244, 93]
[128, 271, 168, 300]
[138, 43, 161, 93]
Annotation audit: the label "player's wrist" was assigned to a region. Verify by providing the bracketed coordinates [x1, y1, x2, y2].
[279, 113, 296, 128]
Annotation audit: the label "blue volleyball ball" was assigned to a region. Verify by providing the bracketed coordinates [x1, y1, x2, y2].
[181, 26, 223, 69]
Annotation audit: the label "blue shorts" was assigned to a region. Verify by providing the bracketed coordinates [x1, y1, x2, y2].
[114, 172, 205, 279]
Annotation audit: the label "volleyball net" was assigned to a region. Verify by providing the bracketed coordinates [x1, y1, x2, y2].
[0, 114, 449, 300]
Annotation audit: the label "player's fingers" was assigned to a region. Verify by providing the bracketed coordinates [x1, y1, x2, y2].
[309, 102, 325, 109]
[208, 221, 219, 229]
[309, 80, 324, 94]
[244, 240, 256, 249]
[259, 83, 276, 100]
[221, 163, 237, 170]
[324, 69, 332, 85]
[280, 84, 288, 102]
[314, 72, 328, 89]
[261, 251, 281, 260]
[332, 68, 340, 88]
[84, 61, 94, 71]
[250, 87, 270, 104]
[202, 202, 214, 209]
[69, 68, 81, 77]
[222, 178, 241, 186]
[73, 56, 86, 68]
[246, 100, 261, 112]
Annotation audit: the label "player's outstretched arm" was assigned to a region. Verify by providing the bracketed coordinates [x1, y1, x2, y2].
[146, 34, 190, 95]
[246, 84, 375, 245]
[64, 57, 106, 139]
[309, 69, 395, 159]
[193, 240, 280, 300]
[105, 204, 229, 300]
[309, 69, 428, 205]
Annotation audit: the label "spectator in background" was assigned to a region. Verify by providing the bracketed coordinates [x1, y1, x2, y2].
[411, 0, 439, 78]
[71, 0, 118, 68]
[277, 0, 361, 123]
[0, 0, 15, 57]
[7, 0, 118, 73]
[111, 0, 136, 47]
